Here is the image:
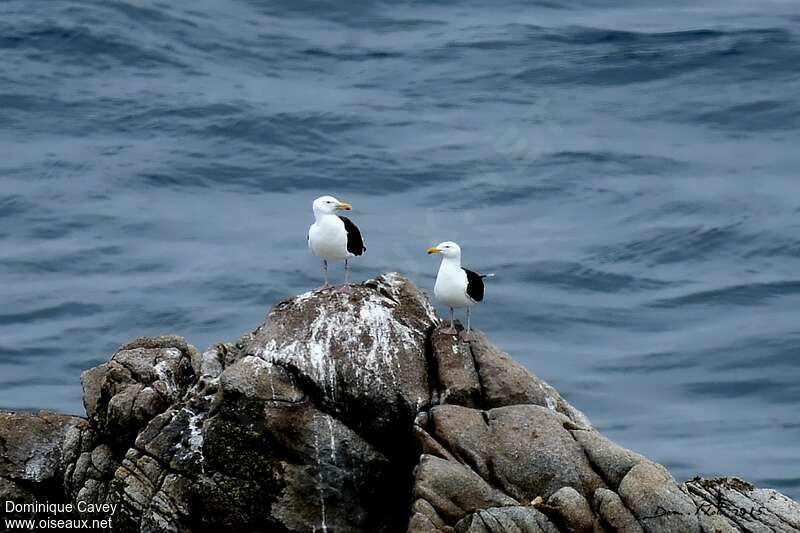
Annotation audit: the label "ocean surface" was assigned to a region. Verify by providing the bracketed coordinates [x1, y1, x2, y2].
[1, 0, 799, 498]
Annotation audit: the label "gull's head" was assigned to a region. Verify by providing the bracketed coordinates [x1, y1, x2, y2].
[427, 241, 461, 259]
[313, 195, 352, 215]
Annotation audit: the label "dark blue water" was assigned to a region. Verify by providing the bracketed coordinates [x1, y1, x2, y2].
[2, 0, 799, 498]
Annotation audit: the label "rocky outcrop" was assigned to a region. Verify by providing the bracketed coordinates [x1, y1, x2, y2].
[0, 411, 84, 524]
[1, 273, 799, 532]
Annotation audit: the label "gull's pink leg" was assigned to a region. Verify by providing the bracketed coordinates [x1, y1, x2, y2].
[337, 259, 351, 293]
[441, 307, 457, 334]
[316, 259, 333, 291]
[459, 307, 473, 341]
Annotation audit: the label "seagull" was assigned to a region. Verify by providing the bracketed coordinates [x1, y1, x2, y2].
[427, 241, 492, 340]
[308, 195, 366, 292]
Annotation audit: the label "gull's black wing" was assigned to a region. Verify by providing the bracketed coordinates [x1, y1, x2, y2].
[463, 268, 485, 302]
[338, 216, 366, 256]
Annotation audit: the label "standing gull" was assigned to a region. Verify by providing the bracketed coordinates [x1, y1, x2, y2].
[427, 241, 492, 340]
[308, 195, 366, 292]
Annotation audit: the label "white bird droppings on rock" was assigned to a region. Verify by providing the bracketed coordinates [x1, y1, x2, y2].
[188, 411, 204, 454]
[325, 415, 336, 463]
[258, 286, 421, 400]
[154, 359, 179, 398]
[24, 455, 47, 481]
[173, 408, 205, 465]
[312, 415, 329, 533]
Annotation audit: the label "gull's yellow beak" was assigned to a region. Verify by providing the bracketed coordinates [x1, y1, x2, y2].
[336, 202, 352, 211]
[426, 247, 441, 255]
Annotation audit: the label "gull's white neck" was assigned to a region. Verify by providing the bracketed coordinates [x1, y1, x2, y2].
[313, 209, 338, 223]
[438, 254, 462, 275]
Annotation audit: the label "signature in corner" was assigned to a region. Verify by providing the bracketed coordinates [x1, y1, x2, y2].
[642, 506, 684, 520]
[643, 504, 769, 521]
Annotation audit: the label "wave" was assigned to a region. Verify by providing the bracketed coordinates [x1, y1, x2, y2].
[508, 26, 797, 86]
[659, 99, 800, 132]
[649, 280, 800, 308]
[0, 24, 185, 69]
[0, 302, 103, 326]
[591, 224, 750, 265]
[517, 260, 674, 293]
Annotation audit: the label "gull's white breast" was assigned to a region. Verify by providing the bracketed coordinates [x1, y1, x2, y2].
[434, 263, 471, 308]
[309, 215, 349, 260]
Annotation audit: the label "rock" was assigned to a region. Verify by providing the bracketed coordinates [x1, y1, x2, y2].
[0, 411, 83, 521]
[63, 422, 112, 516]
[593, 488, 643, 533]
[431, 330, 482, 408]
[118, 335, 192, 353]
[686, 477, 800, 533]
[241, 273, 436, 450]
[407, 512, 449, 533]
[0, 476, 34, 504]
[546, 487, 595, 533]
[410, 498, 448, 530]
[218, 355, 305, 404]
[426, 404, 605, 503]
[201, 354, 402, 532]
[414, 425, 457, 462]
[465, 331, 591, 427]
[198, 346, 224, 380]
[80, 337, 197, 450]
[454, 507, 560, 533]
[0, 411, 82, 485]
[1, 273, 799, 533]
[411, 454, 519, 524]
[570, 429, 646, 489]
[617, 461, 701, 533]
